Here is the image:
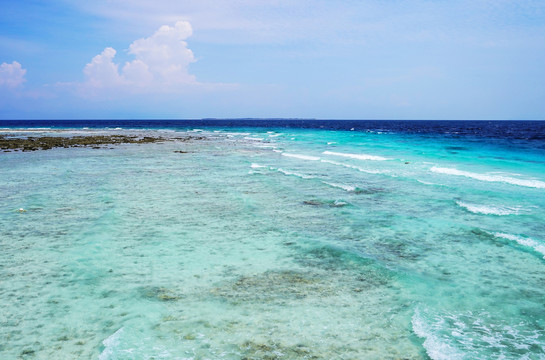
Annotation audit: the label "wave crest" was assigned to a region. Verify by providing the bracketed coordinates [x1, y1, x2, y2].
[281, 153, 320, 161]
[412, 308, 545, 360]
[456, 201, 524, 216]
[431, 167, 545, 189]
[322, 150, 388, 161]
[493, 232, 545, 259]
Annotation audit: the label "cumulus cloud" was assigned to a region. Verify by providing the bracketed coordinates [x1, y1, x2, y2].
[0, 61, 26, 87]
[82, 20, 196, 94]
[83, 47, 121, 87]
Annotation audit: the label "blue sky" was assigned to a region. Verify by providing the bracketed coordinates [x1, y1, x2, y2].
[1, 0, 544, 119]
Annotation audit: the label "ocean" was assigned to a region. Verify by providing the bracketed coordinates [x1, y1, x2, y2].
[1, 120, 544, 359]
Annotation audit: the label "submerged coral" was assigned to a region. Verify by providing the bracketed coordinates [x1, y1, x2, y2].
[139, 286, 182, 302]
[240, 340, 318, 360]
[209, 270, 329, 304]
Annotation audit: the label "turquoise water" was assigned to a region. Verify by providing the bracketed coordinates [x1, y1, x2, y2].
[1, 126, 544, 359]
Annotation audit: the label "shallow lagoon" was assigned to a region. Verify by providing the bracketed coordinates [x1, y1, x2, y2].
[1, 124, 544, 359]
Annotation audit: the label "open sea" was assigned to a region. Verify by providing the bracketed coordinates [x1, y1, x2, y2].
[1, 120, 544, 360]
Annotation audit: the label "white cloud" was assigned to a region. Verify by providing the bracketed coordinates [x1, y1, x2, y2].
[82, 20, 197, 94]
[122, 59, 153, 85]
[128, 20, 195, 84]
[0, 61, 26, 87]
[83, 47, 121, 87]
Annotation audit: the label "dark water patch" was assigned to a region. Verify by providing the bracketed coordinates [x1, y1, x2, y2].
[302, 199, 349, 208]
[302, 200, 323, 206]
[375, 238, 422, 262]
[209, 270, 333, 304]
[20, 348, 36, 357]
[470, 228, 497, 241]
[240, 340, 318, 360]
[445, 146, 469, 151]
[138, 286, 182, 302]
[354, 187, 386, 195]
[295, 245, 393, 288]
[100, 289, 117, 299]
[297, 244, 373, 271]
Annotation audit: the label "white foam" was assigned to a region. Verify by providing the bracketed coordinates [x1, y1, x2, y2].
[281, 153, 320, 161]
[333, 200, 348, 207]
[322, 150, 388, 161]
[413, 308, 545, 360]
[417, 179, 439, 186]
[277, 168, 315, 179]
[320, 159, 386, 175]
[273, 149, 283, 153]
[489, 171, 523, 176]
[251, 164, 315, 180]
[244, 137, 264, 141]
[494, 233, 545, 258]
[456, 201, 523, 216]
[98, 328, 124, 360]
[431, 167, 545, 189]
[224, 132, 251, 136]
[322, 181, 356, 192]
[412, 309, 465, 360]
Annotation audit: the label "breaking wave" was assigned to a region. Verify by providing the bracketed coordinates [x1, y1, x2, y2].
[493, 232, 545, 259]
[431, 167, 545, 189]
[322, 181, 357, 192]
[322, 150, 388, 161]
[412, 308, 545, 360]
[277, 168, 315, 179]
[320, 159, 387, 175]
[281, 153, 321, 161]
[456, 201, 525, 216]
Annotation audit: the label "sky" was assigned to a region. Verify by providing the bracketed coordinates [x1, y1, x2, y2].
[1, 0, 544, 120]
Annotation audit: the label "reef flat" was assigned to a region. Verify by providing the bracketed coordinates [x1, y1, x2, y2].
[0, 134, 205, 152]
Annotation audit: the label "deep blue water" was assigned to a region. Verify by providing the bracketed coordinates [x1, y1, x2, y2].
[1, 119, 544, 141]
